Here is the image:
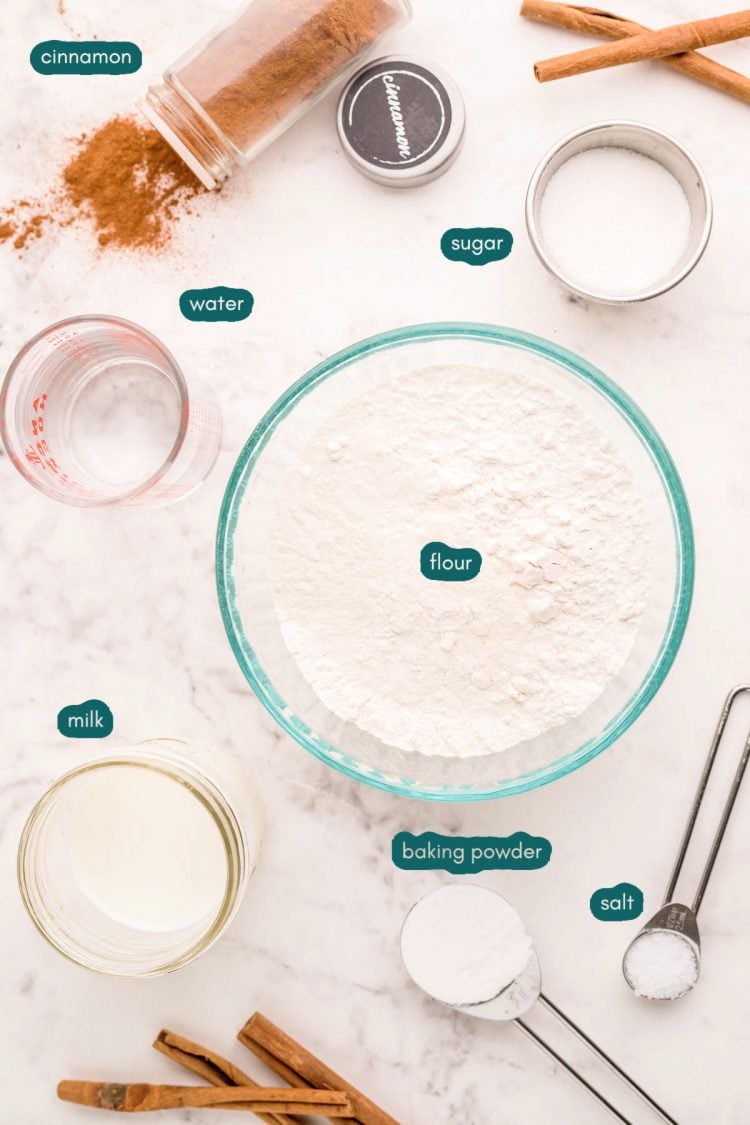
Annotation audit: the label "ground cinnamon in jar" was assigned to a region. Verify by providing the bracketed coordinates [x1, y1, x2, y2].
[144, 0, 411, 187]
[1, 0, 410, 247]
[182, 0, 403, 149]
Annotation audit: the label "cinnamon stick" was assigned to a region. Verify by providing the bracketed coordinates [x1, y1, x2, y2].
[534, 8, 750, 82]
[238, 1014, 400, 1125]
[57, 1080, 353, 1115]
[153, 1029, 295, 1125]
[521, 0, 750, 103]
[236, 1037, 360, 1125]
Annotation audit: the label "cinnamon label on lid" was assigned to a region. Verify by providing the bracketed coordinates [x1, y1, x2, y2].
[337, 55, 465, 187]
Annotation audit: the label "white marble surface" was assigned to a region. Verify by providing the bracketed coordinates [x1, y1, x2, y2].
[2, 1, 750, 1122]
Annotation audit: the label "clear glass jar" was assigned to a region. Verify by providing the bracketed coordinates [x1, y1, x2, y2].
[142, 0, 412, 188]
[17, 740, 262, 977]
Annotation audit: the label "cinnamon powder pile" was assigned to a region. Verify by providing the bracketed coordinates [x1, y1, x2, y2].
[0, 116, 203, 254]
[1, 0, 396, 253]
[0, 205, 52, 251]
[64, 117, 203, 247]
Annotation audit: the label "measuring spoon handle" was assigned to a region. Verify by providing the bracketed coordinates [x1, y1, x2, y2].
[664, 684, 750, 913]
[515, 1017, 630, 1124]
[536, 993, 679, 1124]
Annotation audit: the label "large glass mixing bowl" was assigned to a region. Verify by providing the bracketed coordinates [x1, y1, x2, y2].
[217, 324, 693, 801]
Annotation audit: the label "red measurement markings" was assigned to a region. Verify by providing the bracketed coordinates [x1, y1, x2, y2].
[24, 392, 61, 474]
[23, 391, 93, 495]
[48, 328, 98, 365]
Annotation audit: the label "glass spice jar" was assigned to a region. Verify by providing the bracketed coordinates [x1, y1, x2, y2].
[143, 0, 413, 189]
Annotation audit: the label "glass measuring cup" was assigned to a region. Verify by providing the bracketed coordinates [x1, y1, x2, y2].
[1, 315, 222, 507]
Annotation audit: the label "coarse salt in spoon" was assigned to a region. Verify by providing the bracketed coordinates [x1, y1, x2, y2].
[623, 917, 699, 1000]
[623, 685, 750, 1001]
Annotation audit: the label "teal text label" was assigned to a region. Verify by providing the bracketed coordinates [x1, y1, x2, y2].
[421, 541, 482, 582]
[180, 286, 254, 322]
[590, 882, 644, 922]
[441, 227, 513, 266]
[57, 699, 113, 739]
[393, 831, 551, 874]
[30, 41, 142, 75]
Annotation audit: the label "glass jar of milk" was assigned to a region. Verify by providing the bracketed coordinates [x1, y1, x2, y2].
[17, 739, 262, 976]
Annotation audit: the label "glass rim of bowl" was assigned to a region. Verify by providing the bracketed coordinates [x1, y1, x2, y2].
[216, 322, 695, 802]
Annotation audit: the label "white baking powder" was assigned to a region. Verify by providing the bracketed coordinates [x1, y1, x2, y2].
[400, 885, 534, 1006]
[623, 930, 699, 1000]
[270, 365, 651, 758]
[539, 147, 692, 297]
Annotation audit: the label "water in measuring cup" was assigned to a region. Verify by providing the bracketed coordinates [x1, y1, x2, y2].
[69, 361, 182, 486]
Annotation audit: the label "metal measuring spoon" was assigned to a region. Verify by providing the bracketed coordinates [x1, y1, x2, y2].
[453, 944, 541, 1021]
[623, 685, 750, 1001]
[622, 906, 700, 1001]
[401, 885, 678, 1124]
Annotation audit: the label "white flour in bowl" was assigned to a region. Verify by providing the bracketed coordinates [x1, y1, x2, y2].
[270, 365, 652, 759]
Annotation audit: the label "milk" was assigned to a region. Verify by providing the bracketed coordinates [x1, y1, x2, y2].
[67, 764, 228, 932]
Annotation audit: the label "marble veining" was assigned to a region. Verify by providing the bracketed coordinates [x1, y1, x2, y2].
[2, 1, 750, 1122]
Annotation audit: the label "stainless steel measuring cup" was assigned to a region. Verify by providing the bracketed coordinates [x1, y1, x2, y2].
[525, 120, 712, 304]
[623, 685, 750, 1000]
[1, 315, 222, 507]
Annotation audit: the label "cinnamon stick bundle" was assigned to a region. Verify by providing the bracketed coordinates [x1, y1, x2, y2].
[534, 7, 750, 82]
[57, 1080, 353, 1115]
[153, 1029, 295, 1125]
[239, 1013, 400, 1125]
[521, 0, 750, 102]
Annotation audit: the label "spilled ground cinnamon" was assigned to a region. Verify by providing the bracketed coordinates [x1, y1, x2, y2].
[0, 205, 53, 251]
[2, 0, 396, 248]
[64, 117, 202, 247]
[0, 116, 203, 254]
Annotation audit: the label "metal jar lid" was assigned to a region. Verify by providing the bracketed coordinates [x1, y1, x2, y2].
[337, 55, 465, 187]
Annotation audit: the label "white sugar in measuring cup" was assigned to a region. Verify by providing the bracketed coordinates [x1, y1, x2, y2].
[401, 885, 678, 1124]
[1, 315, 221, 507]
